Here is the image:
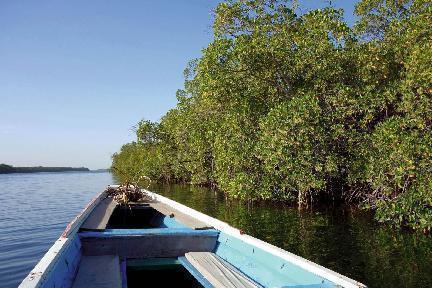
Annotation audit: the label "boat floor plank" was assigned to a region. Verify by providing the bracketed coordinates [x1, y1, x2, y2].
[72, 255, 121, 288]
[149, 202, 213, 230]
[185, 252, 258, 288]
[81, 197, 117, 230]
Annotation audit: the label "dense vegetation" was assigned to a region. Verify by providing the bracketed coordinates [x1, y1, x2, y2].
[112, 0, 431, 231]
[0, 164, 89, 174]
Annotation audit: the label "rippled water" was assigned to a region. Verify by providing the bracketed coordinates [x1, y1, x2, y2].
[1, 173, 431, 287]
[0, 172, 113, 287]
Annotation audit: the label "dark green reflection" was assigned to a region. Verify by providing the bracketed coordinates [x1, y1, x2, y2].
[149, 183, 432, 288]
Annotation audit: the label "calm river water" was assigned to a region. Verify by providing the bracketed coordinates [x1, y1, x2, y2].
[0, 172, 431, 287]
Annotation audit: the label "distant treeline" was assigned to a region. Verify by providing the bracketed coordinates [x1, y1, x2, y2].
[112, 0, 431, 232]
[0, 164, 89, 174]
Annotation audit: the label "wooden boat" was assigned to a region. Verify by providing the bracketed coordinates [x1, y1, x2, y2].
[20, 186, 367, 288]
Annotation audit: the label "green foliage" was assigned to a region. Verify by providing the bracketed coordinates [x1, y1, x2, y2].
[351, 0, 432, 231]
[135, 119, 160, 144]
[112, 0, 432, 231]
[257, 94, 329, 202]
[360, 117, 432, 231]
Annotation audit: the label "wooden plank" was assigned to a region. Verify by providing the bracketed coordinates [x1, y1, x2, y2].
[80, 229, 218, 258]
[185, 252, 258, 288]
[72, 255, 121, 288]
[81, 197, 117, 230]
[178, 256, 214, 288]
[149, 201, 213, 230]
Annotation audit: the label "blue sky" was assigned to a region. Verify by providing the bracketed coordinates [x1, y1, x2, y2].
[0, 0, 357, 169]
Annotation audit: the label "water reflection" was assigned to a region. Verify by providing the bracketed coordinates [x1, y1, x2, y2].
[150, 183, 432, 288]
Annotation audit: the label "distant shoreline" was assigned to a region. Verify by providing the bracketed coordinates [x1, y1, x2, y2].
[0, 164, 91, 174]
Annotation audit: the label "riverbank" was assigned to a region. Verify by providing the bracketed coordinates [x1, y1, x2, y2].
[0, 164, 89, 174]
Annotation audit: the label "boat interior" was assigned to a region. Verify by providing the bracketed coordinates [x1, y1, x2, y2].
[44, 196, 339, 288]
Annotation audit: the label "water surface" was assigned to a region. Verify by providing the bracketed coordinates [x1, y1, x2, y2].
[0, 173, 431, 287]
[0, 172, 112, 287]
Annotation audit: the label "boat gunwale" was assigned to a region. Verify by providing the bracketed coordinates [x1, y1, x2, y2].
[61, 190, 108, 238]
[19, 190, 109, 288]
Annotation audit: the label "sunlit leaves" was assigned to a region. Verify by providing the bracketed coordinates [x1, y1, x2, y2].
[112, 0, 432, 231]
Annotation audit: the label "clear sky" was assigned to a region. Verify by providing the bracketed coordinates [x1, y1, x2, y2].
[0, 0, 357, 170]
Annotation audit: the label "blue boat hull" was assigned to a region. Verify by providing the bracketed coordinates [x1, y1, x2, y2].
[20, 187, 366, 288]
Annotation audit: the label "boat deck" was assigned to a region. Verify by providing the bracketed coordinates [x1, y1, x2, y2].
[72, 196, 261, 287]
[20, 189, 367, 288]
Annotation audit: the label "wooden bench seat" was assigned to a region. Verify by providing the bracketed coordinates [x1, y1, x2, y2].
[184, 252, 259, 288]
[79, 229, 219, 258]
[72, 255, 121, 288]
